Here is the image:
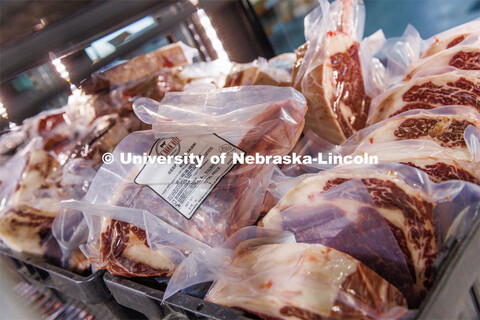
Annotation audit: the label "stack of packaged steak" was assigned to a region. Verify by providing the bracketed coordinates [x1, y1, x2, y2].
[0, 42, 200, 271]
[0, 0, 479, 318]
[161, 1, 477, 317]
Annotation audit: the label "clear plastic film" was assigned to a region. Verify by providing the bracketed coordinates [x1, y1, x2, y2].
[368, 66, 480, 125]
[51, 159, 96, 271]
[359, 29, 387, 98]
[0, 137, 43, 211]
[59, 200, 207, 277]
[294, 0, 373, 144]
[133, 85, 306, 137]
[223, 58, 292, 88]
[178, 59, 231, 89]
[69, 86, 306, 277]
[286, 106, 480, 177]
[373, 24, 422, 89]
[165, 226, 407, 319]
[405, 32, 480, 80]
[262, 162, 480, 307]
[82, 42, 198, 94]
[421, 18, 480, 58]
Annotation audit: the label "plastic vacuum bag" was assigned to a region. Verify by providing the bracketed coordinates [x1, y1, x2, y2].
[404, 32, 480, 80]
[367, 67, 480, 125]
[373, 25, 422, 89]
[284, 106, 480, 177]
[59, 200, 207, 277]
[82, 42, 197, 94]
[177, 59, 231, 89]
[224, 58, 291, 88]
[0, 137, 43, 211]
[361, 106, 480, 159]
[165, 226, 407, 319]
[293, 0, 375, 143]
[51, 159, 96, 270]
[366, 18, 479, 90]
[353, 139, 480, 184]
[421, 18, 480, 58]
[262, 162, 480, 307]
[61, 86, 306, 276]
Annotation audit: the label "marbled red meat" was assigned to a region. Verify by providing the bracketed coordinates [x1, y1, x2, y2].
[330, 43, 371, 138]
[446, 35, 467, 49]
[263, 170, 437, 306]
[401, 78, 480, 111]
[100, 220, 171, 277]
[394, 118, 474, 147]
[401, 162, 479, 184]
[449, 51, 480, 70]
[369, 71, 480, 124]
[322, 177, 436, 294]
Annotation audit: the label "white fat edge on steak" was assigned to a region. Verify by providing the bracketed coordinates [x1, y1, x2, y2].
[422, 20, 480, 58]
[0, 206, 55, 255]
[303, 32, 360, 144]
[206, 243, 359, 319]
[405, 45, 480, 80]
[9, 149, 65, 211]
[352, 142, 480, 182]
[261, 168, 435, 296]
[356, 108, 480, 160]
[369, 70, 480, 124]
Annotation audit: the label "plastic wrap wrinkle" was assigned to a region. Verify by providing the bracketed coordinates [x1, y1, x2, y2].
[405, 33, 480, 80]
[296, 0, 372, 144]
[421, 19, 480, 58]
[263, 163, 439, 306]
[165, 226, 407, 319]
[368, 68, 480, 125]
[71, 86, 306, 276]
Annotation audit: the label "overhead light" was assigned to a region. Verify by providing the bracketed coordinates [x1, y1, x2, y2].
[196, 9, 230, 62]
[0, 101, 8, 120]
[52, 57, 71, 82]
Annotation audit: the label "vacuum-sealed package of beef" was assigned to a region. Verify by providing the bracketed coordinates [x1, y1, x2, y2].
[293, 0, 376, 144]
[361, 18, 479, 92]
[61, 86, 307, 277]
[421, 19, 480, 58]
[261, 163, 480, 307]
[164, 226, 407, 319]
[368, 67, 480, 125]
[0, 110, 141, 272]
[352, 139, 480, 184]
[0, 138, 43, 211]
[81, 42, 197, 94]
[404, 32, 480, 80]
[355, 106, 480, 159]
[283, 106, 480, 178]
[224, 58, 292, 88]
[0, 106, 92, 159]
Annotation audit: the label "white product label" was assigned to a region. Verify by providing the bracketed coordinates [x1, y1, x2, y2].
[134, 135, 244, 219]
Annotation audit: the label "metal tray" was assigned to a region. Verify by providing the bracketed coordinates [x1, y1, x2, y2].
[0, 247, 110, 304]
